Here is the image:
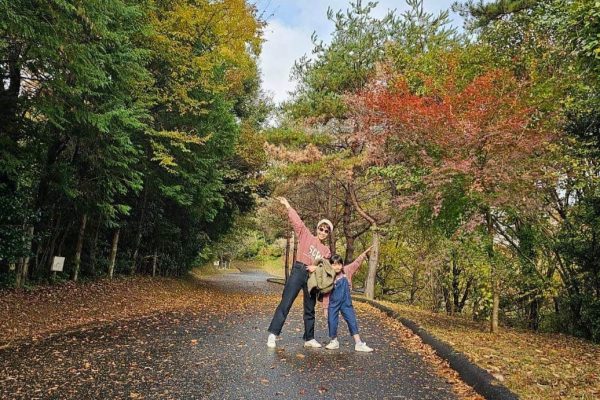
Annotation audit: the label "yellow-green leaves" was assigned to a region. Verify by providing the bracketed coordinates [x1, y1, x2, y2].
[149, 0, 263, 113]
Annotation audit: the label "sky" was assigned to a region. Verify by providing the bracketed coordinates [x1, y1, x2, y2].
[258, 0, 463, 104]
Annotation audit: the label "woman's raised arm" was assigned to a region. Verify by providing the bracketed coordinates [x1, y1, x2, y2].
[276, 197, 307, 237]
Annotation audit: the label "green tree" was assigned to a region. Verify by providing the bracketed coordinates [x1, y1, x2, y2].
[0, 0, 266, 286]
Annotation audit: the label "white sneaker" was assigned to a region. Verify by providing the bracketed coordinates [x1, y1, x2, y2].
[355, 342, 373, 352]
[267, 333, 277, 348]
[325, 338, 339, 350]
[303, 339, 322, 348]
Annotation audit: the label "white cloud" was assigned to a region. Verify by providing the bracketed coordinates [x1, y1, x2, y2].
[259, 1, 461, 104]
[259, 20, 314, 104]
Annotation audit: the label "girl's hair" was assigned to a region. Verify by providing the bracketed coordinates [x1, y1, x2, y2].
[330, 254, 343, 265]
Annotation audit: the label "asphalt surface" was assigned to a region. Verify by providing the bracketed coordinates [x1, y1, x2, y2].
[0, 271, 458, 399]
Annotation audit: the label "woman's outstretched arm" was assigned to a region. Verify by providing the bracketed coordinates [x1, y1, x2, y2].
[276, 197, 307, 237]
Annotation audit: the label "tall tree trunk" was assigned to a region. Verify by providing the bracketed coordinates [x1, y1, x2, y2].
[131, 186, 148, 275]
[15, 258, 24, 289]
[56, 220, 72, 263]
[365, 226, 380, 299]
[452, 255, 461, 313]
[528, 298, 540, 331]
[345, 236, 355, 266]
[458, 278, 473, 313]
[89, 218, 102, 276]
[342, 192, 355, 264]
[38, 212, 61, 272]
[108, 228, 120, 279]
[410, 267, 420, 305]
[0, 42, 23, 141]
[20, 226, 34, 285]
[152, 248, 158, 277]
[34, 137, 71, 212]
[72, 213, 87, 281]
[442, 285, 452, 314]
[486, 210, 499, 334]
[349, 183, 379, 300]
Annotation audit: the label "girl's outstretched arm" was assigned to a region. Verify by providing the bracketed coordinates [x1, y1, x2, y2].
[344, 246, 373, 278]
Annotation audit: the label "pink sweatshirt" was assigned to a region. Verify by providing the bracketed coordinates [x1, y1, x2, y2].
[287, 207, 331, 266]
[321, 253, 367, 309]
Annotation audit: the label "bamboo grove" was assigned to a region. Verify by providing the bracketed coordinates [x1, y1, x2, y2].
[1, 1, 267, 284]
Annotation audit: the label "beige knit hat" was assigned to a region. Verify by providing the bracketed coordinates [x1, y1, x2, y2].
[317, 219, 333, 232]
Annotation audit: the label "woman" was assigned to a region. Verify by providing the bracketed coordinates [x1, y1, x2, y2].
[267, 197, 332, 348]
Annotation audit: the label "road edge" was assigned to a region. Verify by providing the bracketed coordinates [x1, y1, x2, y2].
[352, 297, 519, 400]
[266, 278, 519, 400]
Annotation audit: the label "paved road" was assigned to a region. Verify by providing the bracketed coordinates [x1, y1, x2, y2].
[0, 271, 458, 399]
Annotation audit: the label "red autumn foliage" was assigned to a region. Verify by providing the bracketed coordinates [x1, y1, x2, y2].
[347, 68, 556, 212]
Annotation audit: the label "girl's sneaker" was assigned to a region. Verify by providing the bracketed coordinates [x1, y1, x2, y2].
[325, 338, 339, 350]
[354, 342, 373, 352]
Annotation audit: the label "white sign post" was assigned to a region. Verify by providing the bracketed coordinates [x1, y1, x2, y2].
[51, 256, 65, 272]
[51, 256, 65, 280]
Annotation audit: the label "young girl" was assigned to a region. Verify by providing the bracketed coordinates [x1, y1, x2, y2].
[322, 247, 373, 352]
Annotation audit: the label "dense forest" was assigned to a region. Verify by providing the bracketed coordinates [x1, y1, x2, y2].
[1, 0, 268, 282]
[2, 0, 600, 344]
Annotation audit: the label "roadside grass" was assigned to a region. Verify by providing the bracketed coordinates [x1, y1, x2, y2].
[379, 300, 600, 400]
[231, 257, 285, 278]
[192, 258, 285, 278]
[191, 263, 240, 277]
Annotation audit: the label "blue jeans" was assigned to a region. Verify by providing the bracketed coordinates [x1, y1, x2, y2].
[328, 277, 359, 338]
[268, 261, 318, 340]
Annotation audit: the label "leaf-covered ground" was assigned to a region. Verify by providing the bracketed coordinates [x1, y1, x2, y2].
[379, 301, 600, 400]
[0, 274, 218, 345]
[0, 270, 482, 399]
